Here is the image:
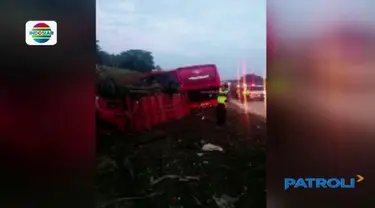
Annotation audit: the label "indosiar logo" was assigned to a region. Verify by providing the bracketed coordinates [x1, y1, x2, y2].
[284, 175, 364, 190]
[25, 21, 57, 46]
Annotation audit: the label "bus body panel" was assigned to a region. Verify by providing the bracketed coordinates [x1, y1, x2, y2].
[175, 64, 221, 108]
[175, 64, 221, 91]
[137, 65, 222, 108]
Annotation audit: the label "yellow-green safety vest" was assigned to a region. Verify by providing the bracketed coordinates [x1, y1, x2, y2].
[217, 89, 229, 104]
[245, 89, 250, 95]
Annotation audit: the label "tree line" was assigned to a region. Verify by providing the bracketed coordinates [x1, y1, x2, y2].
[96, 40, 162, 73]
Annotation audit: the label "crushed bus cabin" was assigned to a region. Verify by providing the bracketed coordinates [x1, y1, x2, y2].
[174, 64, 221, 108]
[136, 64, 221, 109]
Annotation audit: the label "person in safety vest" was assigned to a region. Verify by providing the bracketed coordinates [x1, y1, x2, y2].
[242, 85, 250, 99]
[245, 87, 251, 96]
[216, 83, 229, 126]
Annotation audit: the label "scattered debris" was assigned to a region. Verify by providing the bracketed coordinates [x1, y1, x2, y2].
[219, 164, 232, 169]
[192, 195, 203, 206]
[133, 131, 167, 147]
[97, 105, 266, 207]
[200, 139, 207, 144]
[123, 157, 134, 179]
[100, 192, 162, 208]
[212, 194, 239, 208]
[150, 175, 200, 186]
[97, 155, 118, 175]
[202, 143, 224, 152]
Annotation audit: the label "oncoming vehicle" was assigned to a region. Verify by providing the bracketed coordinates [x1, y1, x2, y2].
[247, 84, 265, 101]
[235, 84, 265, 101]
[174, 64, 221, 108]
[235, 74, 265, 101]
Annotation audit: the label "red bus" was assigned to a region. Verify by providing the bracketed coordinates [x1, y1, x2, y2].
[175, 64, 221, 108]
[138, 64, 221, 108]
[137, 70, 180, 89]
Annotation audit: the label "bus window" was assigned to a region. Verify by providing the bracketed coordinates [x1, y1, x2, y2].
[154, 73, 180, 87]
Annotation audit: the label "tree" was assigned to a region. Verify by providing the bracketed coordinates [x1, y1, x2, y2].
[155, 65, 162, 70]
[96, 40, 103, 65]
[96, 40, 101, 53]
[118, 49, 155, 73]
[96, 41, 159, 72]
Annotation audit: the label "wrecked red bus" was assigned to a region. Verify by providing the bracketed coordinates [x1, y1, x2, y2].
[174, 64, 221, 108]
[137, 70, 180, 89]
[138, 64, 221, 108]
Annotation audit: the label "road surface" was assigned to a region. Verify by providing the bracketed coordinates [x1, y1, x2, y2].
[230, 99, 266, 119]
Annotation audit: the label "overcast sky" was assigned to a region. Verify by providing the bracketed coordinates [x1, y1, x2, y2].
[97, 0, 266, 79]
[270, 0, 374, 40]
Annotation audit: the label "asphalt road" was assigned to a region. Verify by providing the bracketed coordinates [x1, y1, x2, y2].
[229, 99, 266, 119]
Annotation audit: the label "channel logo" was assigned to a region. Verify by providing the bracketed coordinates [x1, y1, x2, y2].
[284, 175, 364, 190]
[25, 21, 57, 46]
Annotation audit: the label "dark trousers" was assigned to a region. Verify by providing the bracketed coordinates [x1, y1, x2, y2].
[216, 103, 227, 126]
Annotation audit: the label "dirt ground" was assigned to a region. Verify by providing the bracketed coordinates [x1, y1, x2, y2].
[96, 104, 266, 208]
